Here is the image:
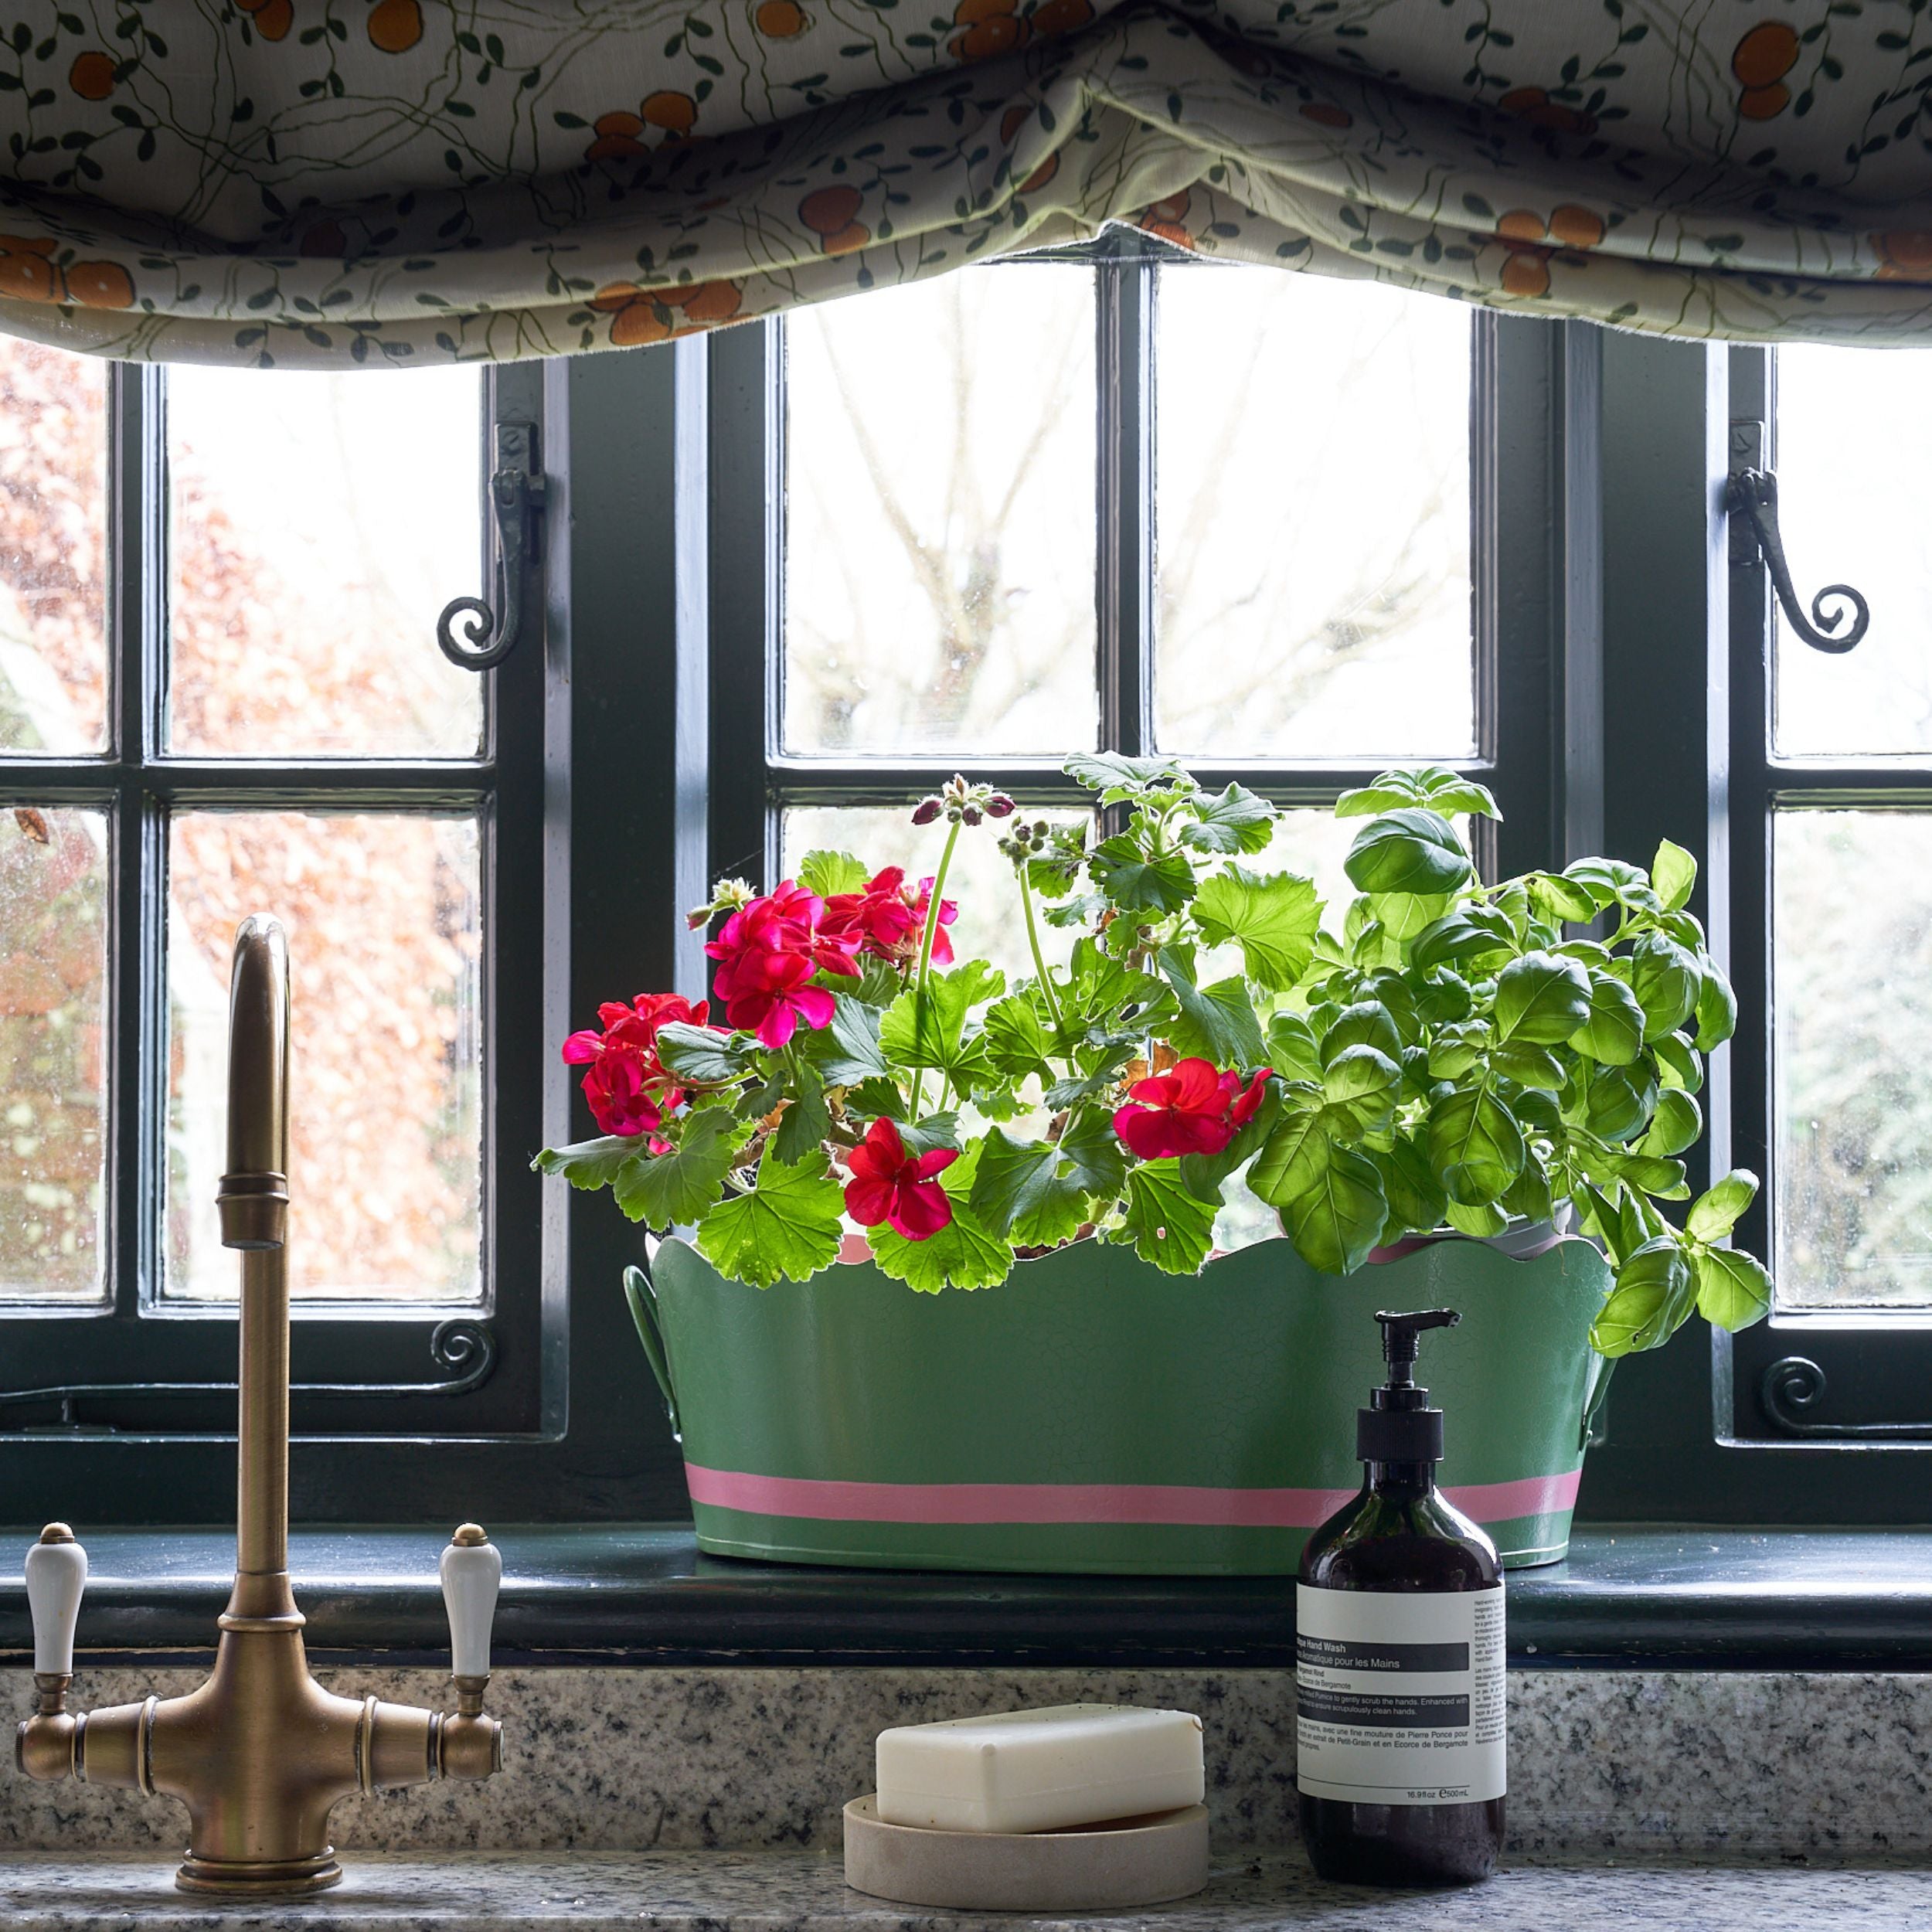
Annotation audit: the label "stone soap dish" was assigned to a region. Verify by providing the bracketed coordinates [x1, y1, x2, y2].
[842, 1795, 1210, 1910]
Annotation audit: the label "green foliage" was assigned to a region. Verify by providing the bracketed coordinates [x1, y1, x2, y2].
[695, 1145, 845, 1289]
[536, 760, 1774, 1365]
[798, 849, 870, 898]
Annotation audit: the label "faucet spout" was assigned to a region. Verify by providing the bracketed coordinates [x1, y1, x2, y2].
[219, 916, 293, 1580]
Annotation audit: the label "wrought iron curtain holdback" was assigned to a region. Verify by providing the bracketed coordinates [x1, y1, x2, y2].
[437, 416, 544, 670]
[1726, 420, 1870, 653]
[14, 917, 505, 1896]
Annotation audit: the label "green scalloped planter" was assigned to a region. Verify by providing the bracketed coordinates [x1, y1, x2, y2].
[633, 1233, 1611, 1576]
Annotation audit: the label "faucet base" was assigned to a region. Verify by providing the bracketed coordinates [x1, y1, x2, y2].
[176, 1850, 343, 1896]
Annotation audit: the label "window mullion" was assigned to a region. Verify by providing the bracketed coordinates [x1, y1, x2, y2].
[1097, 258, 1152, 760]
[108, 364, 166, 1320]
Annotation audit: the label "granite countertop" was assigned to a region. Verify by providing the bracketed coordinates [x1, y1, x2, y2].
[0, 1852, 1923, 1930]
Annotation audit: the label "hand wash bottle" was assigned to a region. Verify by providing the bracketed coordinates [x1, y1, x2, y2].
[1295, 1308, 1505, 1886]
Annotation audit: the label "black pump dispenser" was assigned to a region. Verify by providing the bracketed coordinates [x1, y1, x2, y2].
[1295, 1304, 1504, 1888]
[1356, 1308, 1458, 1466]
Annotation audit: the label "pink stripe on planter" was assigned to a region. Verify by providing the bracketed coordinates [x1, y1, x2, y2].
[682, 1464, 1580, 1529]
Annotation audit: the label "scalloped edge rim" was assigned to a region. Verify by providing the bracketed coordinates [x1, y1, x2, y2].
[651, 1227, 1609, 1291]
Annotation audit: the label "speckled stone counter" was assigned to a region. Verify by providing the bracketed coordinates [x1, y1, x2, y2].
[0, 1850, 1926, 1932]
[6, 1666, 1932, 1859]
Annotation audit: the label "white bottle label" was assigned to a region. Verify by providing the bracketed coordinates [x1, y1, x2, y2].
[1295, 1583, 1505, 1806]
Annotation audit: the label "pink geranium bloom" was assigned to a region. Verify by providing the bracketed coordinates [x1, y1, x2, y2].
[705, 879, 858, 1048]
[822, 866, 957, 967]
[561, 992, 709, 1138]
[1112, 1060, 1272, 1162]
[844, 1117, 958, 1240]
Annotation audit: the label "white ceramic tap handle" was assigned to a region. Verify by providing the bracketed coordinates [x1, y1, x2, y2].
[25, 1524, 87, 1677]
[440, 1524, 500, 1681]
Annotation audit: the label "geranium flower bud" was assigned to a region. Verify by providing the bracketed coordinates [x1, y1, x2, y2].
[911, 797, 942, 825]
[961, 806, 982, 825]
[987, 794, 1015, 818]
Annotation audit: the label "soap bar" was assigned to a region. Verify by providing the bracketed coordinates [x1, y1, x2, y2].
[876, 1703, 1205, 1835]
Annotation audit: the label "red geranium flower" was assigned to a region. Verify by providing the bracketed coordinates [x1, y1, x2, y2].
[706, 880, 858, 1049]
[821, 866, 957, 966]
[1112, 1059, 1272, 1162]
[562, 992, 710, 1138]
[844, 1117, 958, 1240]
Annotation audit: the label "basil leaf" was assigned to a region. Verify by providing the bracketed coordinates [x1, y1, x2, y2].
[1638, 1087, 1701, 1158]
[1570, 971, 1646, 1067]
[1651, 838, 1698, 913]
[1688, 1168, 1759, 1242]
[1624, 932, 1699, 1040]
[1377, 1134, 1447, 1236]
[1321, 1000, 1403, 1063]
[1692, 1246, 1772, 1332]
[1321, 1044, 1401, 1137]
[1428, 1083, 1526, 1205]
[1494, 951, 1592, 1045]
[1344, 809, 1472, 896]
[1590, 1236, 1695, 1356]
[1694, 953, 1738, 1051]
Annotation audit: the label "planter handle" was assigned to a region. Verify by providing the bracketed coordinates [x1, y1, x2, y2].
[624, 1261, 682, 1443]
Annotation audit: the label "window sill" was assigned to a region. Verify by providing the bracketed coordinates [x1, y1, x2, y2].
[1, 1523, 1924, 1670]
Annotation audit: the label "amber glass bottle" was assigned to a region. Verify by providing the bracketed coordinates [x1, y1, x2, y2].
[1296, 1308, 1504, 1887]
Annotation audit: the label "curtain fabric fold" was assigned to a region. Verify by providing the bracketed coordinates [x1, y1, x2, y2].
[0, 1, 1927, 366]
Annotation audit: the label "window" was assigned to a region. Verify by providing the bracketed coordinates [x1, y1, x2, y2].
[1720, 338, 1932, 1456]
[0, 350, 574, 1521]
[710, 243, 1566, 1012]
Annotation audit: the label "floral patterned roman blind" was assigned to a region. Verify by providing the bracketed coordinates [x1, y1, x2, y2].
[0, 0, 1927, 367]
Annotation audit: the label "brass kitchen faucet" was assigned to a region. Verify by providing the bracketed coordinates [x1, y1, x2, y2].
[15, 916, 504, 1894]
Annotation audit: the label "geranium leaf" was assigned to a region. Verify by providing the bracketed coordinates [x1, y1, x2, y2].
[1193, 865, 1321, 990]
[1063, 750, 1195, 804]
[879, 960, 1005, 1080]
[798, 849, 870, 899]
[655, 1021, 761, 1083]
[695, 1145, 845, 1288]
[1179, 782, 1277, 855]
[868, 1144, 1013, 1291]
[981, 990, 1056, 1077]
[612, 1107, 754, 1226]
[801, 994, 889, 1087]
[770, 1059, 831, 1165]
[1058, 1105, 1128, 1199]
[968, 1126, 1090, 1247]
[1161, 950, 1267, 1068]
[1116, 1159, 1220, 1274]
[532, 1134, 643, 1190]
[1088, 833, 1196, 914]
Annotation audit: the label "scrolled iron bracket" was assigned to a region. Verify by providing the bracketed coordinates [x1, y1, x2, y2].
[437, 420, 546, 672]
[1760, 1354, 1932, 1440]
[1726, 420, 1869, 655]
[0, 1318, 498, 1434]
